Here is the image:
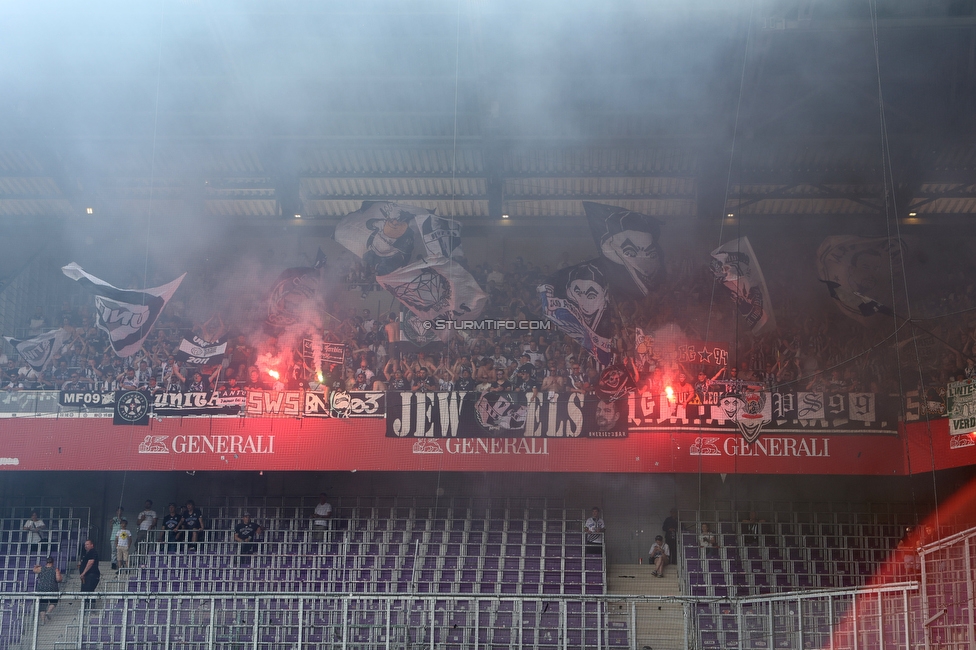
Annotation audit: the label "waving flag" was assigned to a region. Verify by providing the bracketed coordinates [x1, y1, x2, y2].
[62, 263, 184, 357]
[817, 235, 902, 323]
[335, 201, 429, 275]
[175, 332, 228, 366]
[634, 328, 657, 371]
[3, 328, 70, 370]
[415, 213, 464, 260]
[584, 202, 665, 298]
[377, 257, 486, 322]
[266, 248, 327, 332]
[538, 260, 614, 365]
[710, 237, 775, 335]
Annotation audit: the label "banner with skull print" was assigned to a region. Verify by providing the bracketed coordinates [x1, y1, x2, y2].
[816, 235, 903, 323]
[376, 257, 487, 323]
[538, 260, 614, 366]
[710, 237, 776, 335]
[584, 202, 665, 299]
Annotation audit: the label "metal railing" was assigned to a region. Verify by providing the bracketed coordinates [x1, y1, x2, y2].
[3, 592, 664, 650]
[2, 583, 933, 650]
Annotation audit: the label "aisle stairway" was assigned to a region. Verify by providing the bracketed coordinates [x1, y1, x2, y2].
[607, 562, 684, 650]
[21, 562, 111, 650]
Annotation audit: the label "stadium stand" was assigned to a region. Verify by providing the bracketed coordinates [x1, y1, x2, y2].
[0, 496, 619, 650]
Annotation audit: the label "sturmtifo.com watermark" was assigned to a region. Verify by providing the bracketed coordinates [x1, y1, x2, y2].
[423, 319, 551, 331]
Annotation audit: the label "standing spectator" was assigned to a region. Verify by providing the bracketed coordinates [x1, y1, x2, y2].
[384, 313, 401, 360]
[114, 519, 132, 571]
[649, 535, 670, 577]
[182, 500, 205, 551]
[311, 493, 333, 540]
[33, 556, 63, 624]
[584, 507, 606, 549]
[160, 503, 183, 553]
[78, 540, 100, 592]
[234, 513, 263, 565]
[23, 510, 46, 554]
[662, 508, 680, 553]
[136, 500, 157, 554]
[108, 507, 124, 570]
[741, 511, 764, 546]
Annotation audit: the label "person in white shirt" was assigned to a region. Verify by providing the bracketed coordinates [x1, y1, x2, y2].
[114, 519, 132, 570]
[136, 499, 158, 553]
[24, 511, 46, 552]
[649, 535, 671, 577]
[311, 492, 333, 540]
[584, 507, 605, 545]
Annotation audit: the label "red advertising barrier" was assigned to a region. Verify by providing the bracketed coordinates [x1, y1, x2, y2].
[1, 416, 968, 475]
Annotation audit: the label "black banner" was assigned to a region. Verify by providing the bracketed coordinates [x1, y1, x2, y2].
[59, 390, 116, 408]
[625, 389, 897, 435]
[151, 391, 243, 417]
[386, 391, 627, 439]
[245, 390, 385, 418]
[114, 390, 150, 425]
[301, 339, 346, 372]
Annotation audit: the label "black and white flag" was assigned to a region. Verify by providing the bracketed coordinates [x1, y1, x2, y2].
[816, 235, 902, 323]
[3, 329, 70, 370]
[175, 332, 228, 366]
[584, 202, 666, 298]
[62, 263, 185, 358]
[377, 257, 487, 322]
[710, 237, 775, 335]
[415, 213, 464, 260]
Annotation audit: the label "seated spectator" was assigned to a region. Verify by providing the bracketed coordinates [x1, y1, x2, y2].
[649, 535, 670, 577]
[700, 523, 719, 558]
[182, 500, 205, 551]
[234, 512, 262, 564]
[160, 502, 184, 553]
[311, 493, 332, 540]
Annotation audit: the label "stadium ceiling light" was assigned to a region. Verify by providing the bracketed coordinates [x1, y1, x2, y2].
[726, 213, 734, 218]
[501, 214, 510, 219]
[86, 207, 94, 215]
[294, 214, 302, 219]
[908, 212, 917, 217]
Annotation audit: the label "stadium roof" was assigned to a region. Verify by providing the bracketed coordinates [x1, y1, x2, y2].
[1, 0, 976, 227]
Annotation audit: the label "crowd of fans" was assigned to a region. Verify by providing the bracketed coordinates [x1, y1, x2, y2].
[3, 252, 975, 407]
